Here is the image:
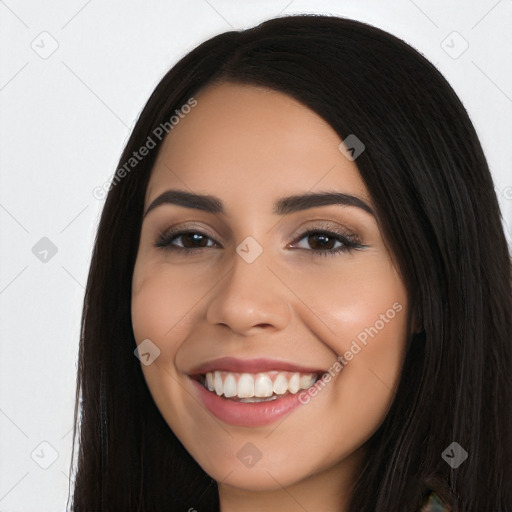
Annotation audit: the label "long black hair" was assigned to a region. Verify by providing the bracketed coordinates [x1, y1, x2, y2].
[68, 14, 512, 512]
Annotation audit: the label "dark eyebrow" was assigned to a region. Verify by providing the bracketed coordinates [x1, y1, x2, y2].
[274, 191, 373, 216]
[143, 189, 374, 218]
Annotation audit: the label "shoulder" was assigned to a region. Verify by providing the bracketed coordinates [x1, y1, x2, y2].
[420, 491, 451, 512]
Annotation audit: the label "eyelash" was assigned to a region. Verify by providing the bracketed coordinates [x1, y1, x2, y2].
[154, 226, 365, 257]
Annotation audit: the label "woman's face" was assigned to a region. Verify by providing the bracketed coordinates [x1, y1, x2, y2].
[131, 82, 410, 494]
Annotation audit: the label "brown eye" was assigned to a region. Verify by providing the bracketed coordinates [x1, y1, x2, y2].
[304, 232, 338, 250]
[290, 229, 364, 257]
[155, 230, 218, 251]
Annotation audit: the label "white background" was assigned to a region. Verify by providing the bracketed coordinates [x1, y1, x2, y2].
[1, 1, 511, 510]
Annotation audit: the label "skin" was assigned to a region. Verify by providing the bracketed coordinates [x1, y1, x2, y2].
[131, 82, 411, 512]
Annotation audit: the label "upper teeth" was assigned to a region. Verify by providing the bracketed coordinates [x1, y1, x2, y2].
[204, 370, 318, 398]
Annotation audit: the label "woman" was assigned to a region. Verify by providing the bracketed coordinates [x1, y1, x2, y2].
[68, 14, 512, 512]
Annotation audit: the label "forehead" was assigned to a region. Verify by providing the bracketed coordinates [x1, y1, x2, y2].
[145, 82, 370, 212]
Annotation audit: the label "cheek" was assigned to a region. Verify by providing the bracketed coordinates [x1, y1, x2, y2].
[131, 264, 203, 347]
[130, 266, 197, 430]
[285, 255, 408, 345]
[287, 260, 409, 426]
[327, 273, 408, 357]
[130, 262, 218, 419]
[324, 271, 408, 435]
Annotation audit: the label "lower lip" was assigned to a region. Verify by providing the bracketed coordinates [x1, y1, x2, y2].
[190, 378, 304, 427]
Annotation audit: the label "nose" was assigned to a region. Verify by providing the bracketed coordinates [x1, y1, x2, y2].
[205, 247, 292, 335]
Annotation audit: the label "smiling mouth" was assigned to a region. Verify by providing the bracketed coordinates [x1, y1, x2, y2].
[192, 370, 323, 403]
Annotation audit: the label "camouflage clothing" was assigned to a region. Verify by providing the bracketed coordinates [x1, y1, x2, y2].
[421, 491, 451, 511]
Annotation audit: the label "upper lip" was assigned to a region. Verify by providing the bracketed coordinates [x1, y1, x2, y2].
[188, 357, 326, 376]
